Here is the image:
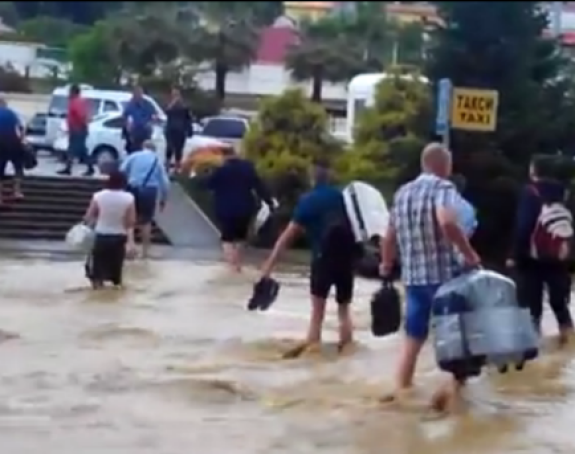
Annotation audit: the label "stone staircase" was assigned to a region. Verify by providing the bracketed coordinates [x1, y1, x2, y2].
[0, 176, 169, 244]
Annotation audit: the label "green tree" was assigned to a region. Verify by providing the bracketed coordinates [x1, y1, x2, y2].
[394, 22, 426, 68]
[286, 2, 422, 103]
[75, 3, 200, 83]
[12, 1, 124, 25]
[190, 4, 260, 101]
[19, 16, 87, 48]
[334, 1, 395, 70]
[426, 1, 575, 164]
[196, 1, 284, 27]
[68, 21, 122, 86]
[286, 16, 363, 103]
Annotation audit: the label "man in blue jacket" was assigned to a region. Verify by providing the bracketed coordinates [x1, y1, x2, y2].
[202, 146, 273, 272]
[507, 157, 573, 344]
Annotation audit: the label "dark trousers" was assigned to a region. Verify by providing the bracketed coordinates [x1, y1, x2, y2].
[517, 263, 573, 331]
[128, 127, 152, 153]
[0, 134, 24, 179]
[85, 234, 127, 286]
[66, 129, 91, 168]
[165, 131, 186, 165]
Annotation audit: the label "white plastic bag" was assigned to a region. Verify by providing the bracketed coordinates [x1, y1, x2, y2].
[254, 199, 279, 233]
[65, 223, 95, 251]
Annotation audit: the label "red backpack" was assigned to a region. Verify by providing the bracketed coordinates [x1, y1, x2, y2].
[529, 186, 574, 261]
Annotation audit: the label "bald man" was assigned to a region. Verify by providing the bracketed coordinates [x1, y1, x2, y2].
[380, 142, 481, 412]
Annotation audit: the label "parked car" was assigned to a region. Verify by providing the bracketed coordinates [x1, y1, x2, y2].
[24, 112, 49, 152]
[53, 112, 166, 167]
[185, 115, 250, 157]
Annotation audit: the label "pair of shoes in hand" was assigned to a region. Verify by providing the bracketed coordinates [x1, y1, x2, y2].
[248, 277, 280, 311]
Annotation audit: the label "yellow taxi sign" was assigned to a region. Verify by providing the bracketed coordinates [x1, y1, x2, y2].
[451, 88, 499, 132]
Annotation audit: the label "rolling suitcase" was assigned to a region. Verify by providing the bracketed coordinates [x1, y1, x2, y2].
[432, 270, 539, 381]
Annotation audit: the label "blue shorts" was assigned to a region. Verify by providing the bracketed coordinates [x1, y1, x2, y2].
[405, 284, 441, 340]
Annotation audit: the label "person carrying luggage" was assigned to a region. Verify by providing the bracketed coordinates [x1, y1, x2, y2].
[379, 142, 481, 413]
[83, 170, 136, 288]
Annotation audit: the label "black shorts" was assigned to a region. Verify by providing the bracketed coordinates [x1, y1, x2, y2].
[218, 215, 252, 243]
[85, 234, 127, 285]
[129, 186, 157, 224]
[0, 134, 24, 180]
[310, 256, 355, 305]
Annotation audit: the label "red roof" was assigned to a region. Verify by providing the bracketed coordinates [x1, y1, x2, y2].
[255, 26, 299, 64]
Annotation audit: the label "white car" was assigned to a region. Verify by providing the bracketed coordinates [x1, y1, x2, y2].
[184, 115, 250, 158]
[46, 85, 166, 150]
[53, 112, 166, 166]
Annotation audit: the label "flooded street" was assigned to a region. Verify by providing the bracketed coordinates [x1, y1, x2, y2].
[0, 258, 574, 454]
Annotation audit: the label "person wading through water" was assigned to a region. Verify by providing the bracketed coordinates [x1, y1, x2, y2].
[507, 156, 574, 344]
[259, 159, 358, 358]
[84, 170, 136, 289]
[57, 84, 93, 176]
[198, 145, 273, 272]
[121, 140, 170, 258]
[380, 142, 481, 412]
[165, 87, 192, 173]
[0, 98, 25, 205]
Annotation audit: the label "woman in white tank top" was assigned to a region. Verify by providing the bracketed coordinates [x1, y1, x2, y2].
[83, 171, 136, 289]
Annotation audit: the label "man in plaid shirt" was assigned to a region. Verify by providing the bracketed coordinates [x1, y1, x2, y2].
[380, 142, 480, 411]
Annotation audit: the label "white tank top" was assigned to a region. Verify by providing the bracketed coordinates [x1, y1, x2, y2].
[92, 189, 135, 235]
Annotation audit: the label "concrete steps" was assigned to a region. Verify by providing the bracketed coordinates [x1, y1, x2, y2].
[0, 175, 170, 244]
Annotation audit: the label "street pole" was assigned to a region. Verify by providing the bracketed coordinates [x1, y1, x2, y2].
[436, 78, 452, 149]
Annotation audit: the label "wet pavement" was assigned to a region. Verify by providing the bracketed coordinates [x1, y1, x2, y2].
[1, 258, 574, 454]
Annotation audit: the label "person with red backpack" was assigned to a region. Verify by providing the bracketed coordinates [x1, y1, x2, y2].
[507, 156, 574, 344]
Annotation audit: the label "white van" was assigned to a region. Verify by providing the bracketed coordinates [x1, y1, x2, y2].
[45, 84, 166, 149]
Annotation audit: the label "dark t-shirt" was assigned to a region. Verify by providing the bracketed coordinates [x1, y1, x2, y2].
[206, 158, 272, 220]
[292, 183, 348, 259]
[0, 106, 20, 138]
[165, 100, 191, 135]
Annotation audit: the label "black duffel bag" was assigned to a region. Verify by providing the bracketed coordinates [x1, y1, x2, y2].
[370, 278, 402, 337]
[22, 142, 38, 170]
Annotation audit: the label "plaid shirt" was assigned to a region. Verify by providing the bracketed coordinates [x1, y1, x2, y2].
[390, 173, 462, 286]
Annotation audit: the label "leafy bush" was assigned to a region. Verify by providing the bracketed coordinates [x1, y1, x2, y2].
[341, 71, 432, 189]
[244, 88, 345, 207]
[241, 89, 345, 247]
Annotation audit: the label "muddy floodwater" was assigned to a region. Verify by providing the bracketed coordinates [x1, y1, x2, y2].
[0, 258, 574, 454]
